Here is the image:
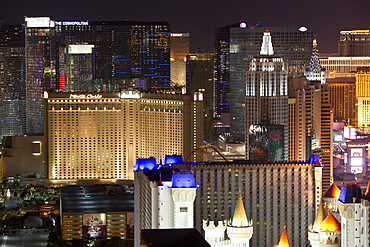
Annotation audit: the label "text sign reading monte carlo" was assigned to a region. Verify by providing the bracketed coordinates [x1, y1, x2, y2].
[55, 21, 89, 26]
[70, 94, 103, 99]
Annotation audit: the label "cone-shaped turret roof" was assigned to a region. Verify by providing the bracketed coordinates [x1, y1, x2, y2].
[260, 30, 274, 56]
[314, 159, 323, 167]
[231, 193, 249, 227]
[323, 183, 340, 199]
[312, 199, 326, 232]
[319, 214, 341, 232]
[275, 227, 291, 247]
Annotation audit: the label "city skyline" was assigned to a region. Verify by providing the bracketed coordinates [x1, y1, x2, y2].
[2, 0, 370, 53]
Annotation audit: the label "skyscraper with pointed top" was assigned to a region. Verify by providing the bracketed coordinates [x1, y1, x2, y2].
[246, 31, 288, 161]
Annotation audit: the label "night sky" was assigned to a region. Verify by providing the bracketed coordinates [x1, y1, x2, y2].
[2, 0, 370, 53]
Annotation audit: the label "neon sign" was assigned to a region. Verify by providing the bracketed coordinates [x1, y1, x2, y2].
[55, 21, 89, 26]
[70, 94, 102, 99]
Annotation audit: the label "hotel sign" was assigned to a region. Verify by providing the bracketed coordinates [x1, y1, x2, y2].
[55, 21, 89, 26]
[70, 94, 103, 99]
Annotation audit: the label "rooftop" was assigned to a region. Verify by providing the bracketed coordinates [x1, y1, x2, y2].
[60, 184, 134, 213]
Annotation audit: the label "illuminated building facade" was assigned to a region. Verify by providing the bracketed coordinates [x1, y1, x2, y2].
[327, 80, 356, 123]
[44, 90, 203, 183]
[186, 52, 214, 142]
[0, 24, 27, 142]
[170, 33, 189, 86]
[214, 22, 314, 142]
[246, 31, 288, 161]
[320, 56, 370, 73]
[192, 161, 315, 247]
[338, 30, 370, 56]
[356, 67, 370, 127]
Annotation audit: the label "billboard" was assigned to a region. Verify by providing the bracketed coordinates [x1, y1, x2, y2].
[82, 213, 107, 239]
[268, 125, 284, 162]
[249, 125, 268, 162]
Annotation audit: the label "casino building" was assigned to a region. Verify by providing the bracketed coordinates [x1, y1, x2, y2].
[44, 89, 203, 183]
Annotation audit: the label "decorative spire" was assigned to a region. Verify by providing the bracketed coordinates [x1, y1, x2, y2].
[231, 193, 249, 227]
[312, 199, 326, 232]
[308, 38, 322, 72]
[275, 226, 291, 247]
[260, 30, 274, 56]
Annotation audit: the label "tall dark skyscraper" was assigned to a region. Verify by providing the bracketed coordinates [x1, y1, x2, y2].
[214, 22, 314, 142]
[214, 23, 240, 121]
[0, 23, 27, 140]
[23, 17, 171, 134]
[186, 52, 214, 142]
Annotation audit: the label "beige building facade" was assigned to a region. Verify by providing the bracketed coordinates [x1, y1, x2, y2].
[44, 90, 203, 183]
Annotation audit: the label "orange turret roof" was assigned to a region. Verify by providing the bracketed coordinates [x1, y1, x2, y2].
[275, 227, 291, 247]
[314, 159, 323, 167]
[319, 214, 341, 231]
[323, 183, 340, 199]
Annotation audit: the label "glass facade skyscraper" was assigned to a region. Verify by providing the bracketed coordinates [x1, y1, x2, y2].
[0, 24, 27, 142]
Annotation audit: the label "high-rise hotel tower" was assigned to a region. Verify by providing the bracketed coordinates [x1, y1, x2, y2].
[44, 90, 203, 183]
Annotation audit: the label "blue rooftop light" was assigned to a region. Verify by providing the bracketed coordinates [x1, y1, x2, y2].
[338, 185, 361, 203]
[134, 158, 157, 171]
[171, 173, 196, 188]
[164, 155, 183, 165]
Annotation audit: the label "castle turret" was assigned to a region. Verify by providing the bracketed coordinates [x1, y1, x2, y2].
[318, 214, 341, 246]
[226, 193, 253, 247]
[203, 220, 228, 247]
[170, 173, 197, 228]
[322, 183, 340, 220]
[309, 199, 327, 247]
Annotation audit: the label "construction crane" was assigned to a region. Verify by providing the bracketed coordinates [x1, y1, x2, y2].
[185, 144, 230, 162]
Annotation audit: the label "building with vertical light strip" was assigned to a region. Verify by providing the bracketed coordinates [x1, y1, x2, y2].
[44, 90, 203, 183]
[327, 79, 356, 124]
[170, 33, 189, 86]
[356, 67, 370, 127]
[25, 17, 56, 134]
